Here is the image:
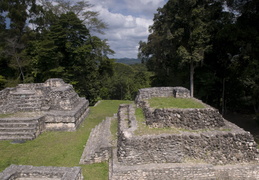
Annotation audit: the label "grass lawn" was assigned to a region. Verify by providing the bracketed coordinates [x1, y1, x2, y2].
[148, 97, 205, 109]
[0, 100, 132, 180]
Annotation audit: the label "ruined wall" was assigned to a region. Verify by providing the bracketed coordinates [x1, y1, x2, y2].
[111, 162, 259, 180]
[135, 87, 190, 107]
[44, 98, 89, 131]
[143, 104, 226, 130]
[117, 105, 259, 166]
[0, 165, 83, 180]
[80, 117, 113, 164]
[135, 87, 226, 130]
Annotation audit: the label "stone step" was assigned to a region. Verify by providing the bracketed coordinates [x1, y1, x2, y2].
[0, 134, 35, 141]
[0, 118, 39, 123]
[0, 122, 38, 128]
[0, 118, 40, 141]
[0, 131, 36, 136]
[11, 95, 44, 100]
[0, 127, 36, 132]
[0, 131, 36, 141]
[17, 103, 42, 108]
[16, 107, 41, 112]
[16, 99, 44, 103]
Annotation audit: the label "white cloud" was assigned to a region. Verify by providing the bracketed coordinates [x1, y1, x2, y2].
[88, 0, 167, 58]
[125, 0, 165, 16]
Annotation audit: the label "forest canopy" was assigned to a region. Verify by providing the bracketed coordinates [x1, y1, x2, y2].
[0, 0, 258, 115]
[138, 0, 259, 114]
[0, 0, 150, 104]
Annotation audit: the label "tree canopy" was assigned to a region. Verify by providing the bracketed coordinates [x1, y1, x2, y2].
[0, 0, 151, 104]
[139, 0, 259, 114]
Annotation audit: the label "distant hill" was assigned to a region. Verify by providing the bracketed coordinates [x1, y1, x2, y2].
[115, 58, 141, 65]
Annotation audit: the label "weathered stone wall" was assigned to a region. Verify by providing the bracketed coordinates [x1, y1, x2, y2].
[135, 87, 190, 107]
[135, 87, 226, 130]
[0, 78, 81, 114]
[44, 98, 89, 131]
[0, 165, 83, 180]
[111, 160, 259, 180]
[117, 105, 259, 166]
[143, 103, 226, 130]
[80, 116, 113, 164]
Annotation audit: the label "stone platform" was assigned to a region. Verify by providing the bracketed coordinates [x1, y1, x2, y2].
[117, 104, 259, 166]
[110, 148, 259, 180]
[0, 79, 89, 140]
[111, 87, 259, 179]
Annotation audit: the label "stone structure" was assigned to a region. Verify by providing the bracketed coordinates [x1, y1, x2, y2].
[0, 165, 83, 180]
[135, 87, 190, 107]
[109, 87, 259, 179]
[117, 104, 258, 166]
[110, 158, 259, 180]
[0, 79, 89, 140]
[136, 87, 226, 130]
[80, 116, 113, 164]
[143, 106, 226, 130]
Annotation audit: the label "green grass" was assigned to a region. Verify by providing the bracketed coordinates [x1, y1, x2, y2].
[0, 100, 132, 180]
[148, 97, 206, 109]
[0, 114, 14, 118]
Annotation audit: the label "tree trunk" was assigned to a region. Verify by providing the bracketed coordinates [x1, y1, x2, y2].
[222, 78, 226, 115]
[190, 60, 194, 97]
[16, 56, 25, 82]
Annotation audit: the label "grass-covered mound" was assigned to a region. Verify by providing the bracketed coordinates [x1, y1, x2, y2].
[148, 97, 205, 109]
[0, 100, 132, 180]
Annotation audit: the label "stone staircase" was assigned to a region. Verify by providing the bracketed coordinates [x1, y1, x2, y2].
[79, 116, 114, 164]
[10, 88, 45, 112]
[0, 117, 42, 141]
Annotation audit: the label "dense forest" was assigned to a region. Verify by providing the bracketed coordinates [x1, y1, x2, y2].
[0, 0, 258, 118]
[0, 0, 150, 104]
[139, 0, 259, 116]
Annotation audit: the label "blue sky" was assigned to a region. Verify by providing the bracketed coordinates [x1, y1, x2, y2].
[88, 0, 167, 59]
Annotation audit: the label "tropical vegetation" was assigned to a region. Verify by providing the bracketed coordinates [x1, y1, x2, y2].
[139, 0, 259, 115]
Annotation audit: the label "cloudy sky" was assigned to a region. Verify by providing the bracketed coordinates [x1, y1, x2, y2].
[88, 0, 167, 59]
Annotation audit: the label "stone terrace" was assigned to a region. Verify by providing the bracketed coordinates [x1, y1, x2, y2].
[0, 79, 89, 140]
[110, 87, 259, 179]
[136, 87, 226, 130]
[116, 104, 258, 166]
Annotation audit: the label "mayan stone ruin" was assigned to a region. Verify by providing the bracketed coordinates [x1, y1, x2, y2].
[0, 165, 83, 180]
[0, 78, 89, 140]
[1, 85, 259, 179]
[109, 87, 259, 179]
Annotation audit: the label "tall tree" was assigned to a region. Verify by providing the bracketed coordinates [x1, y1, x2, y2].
[0, 0, 42, 83]
[38, 0, 107, 34]
[139, 0, 212, 97]
[24, 11, 114, 104]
